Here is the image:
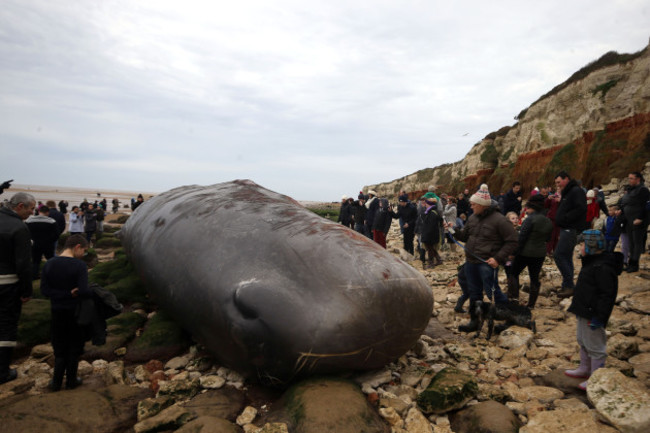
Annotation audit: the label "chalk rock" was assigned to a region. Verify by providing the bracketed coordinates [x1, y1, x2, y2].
[496, 326, 534, 349]
[199, 375, 226, 390]
[520, 386, 564, 404]
[628, 352, 650, 375]
[607, 333, 639, 360]
[236, 406, 258, 426]
[587, 368, 650, 433]
[404, 407, 433, 433]
[133, 404, 196, 433]
[519, 408, 614, 433]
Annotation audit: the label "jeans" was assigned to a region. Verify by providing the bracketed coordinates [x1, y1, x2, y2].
[605, 239, 618, 253]
[464, 261, 508, 303]
[554, 228, 577, 289]
[354, 222, 366, 237]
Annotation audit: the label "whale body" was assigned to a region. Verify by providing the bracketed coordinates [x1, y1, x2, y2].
[121, 180, 433, 384]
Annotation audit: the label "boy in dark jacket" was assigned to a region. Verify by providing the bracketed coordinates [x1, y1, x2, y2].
[602, 205, 622, 253]
[565, 229, 623, 390]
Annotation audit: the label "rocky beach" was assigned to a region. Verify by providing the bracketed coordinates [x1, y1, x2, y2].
[1, 177, 650, 433]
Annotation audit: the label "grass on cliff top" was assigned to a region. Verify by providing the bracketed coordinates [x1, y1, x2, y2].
[516, 47, 647, 120]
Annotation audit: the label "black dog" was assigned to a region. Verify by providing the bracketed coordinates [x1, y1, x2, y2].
[473, 300, 536, 339]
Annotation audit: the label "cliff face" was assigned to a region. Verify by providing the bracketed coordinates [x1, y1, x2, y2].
[367, 43, 650, 199]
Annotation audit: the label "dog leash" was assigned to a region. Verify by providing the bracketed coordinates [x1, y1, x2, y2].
[446, 232, 489, 264]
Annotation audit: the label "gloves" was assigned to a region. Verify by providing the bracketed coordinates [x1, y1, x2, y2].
[589, 318, 605, 330]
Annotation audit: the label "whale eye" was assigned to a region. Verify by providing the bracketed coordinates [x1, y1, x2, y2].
[234, 286, 259, 319]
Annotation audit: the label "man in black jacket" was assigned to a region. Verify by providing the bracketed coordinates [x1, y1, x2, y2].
[502, 181, 523, 215]
[0, 192, 35, 384]
[618, 172, 650, 273]
[553, 171, 587, 298]
[392, 196, 418, 254]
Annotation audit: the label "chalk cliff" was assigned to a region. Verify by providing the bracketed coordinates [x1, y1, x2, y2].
[366, 42, 650, 199]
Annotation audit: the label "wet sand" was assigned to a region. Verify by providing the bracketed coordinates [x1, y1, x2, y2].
[0, 184, 157, 211]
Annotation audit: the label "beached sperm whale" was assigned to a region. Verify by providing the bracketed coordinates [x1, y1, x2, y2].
[120, 180, 433, 385]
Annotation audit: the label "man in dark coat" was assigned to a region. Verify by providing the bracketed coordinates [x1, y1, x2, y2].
[337, 196, 353, 229]
[453, 184, 518, 332]
[47, 200, 66, 251]
[553, 171, 587, 298]
[364, 190, 380, 240]
[0, 192, 35, 384]
[502, 181, 523, 215]
[392, 196, 418, 255]
[26, 205, 59, 278]
[618, 171, 650, 273]
[351, 193, 367, 236]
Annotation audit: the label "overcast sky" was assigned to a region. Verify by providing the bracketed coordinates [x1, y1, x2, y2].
[1, 1, 648, 201]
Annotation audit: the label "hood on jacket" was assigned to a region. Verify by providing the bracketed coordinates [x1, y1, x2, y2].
[581, 251, 624, 275]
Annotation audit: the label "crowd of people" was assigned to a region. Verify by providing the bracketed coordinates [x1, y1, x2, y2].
[339, 170, 648, 390]
[0, 187, 144, 388]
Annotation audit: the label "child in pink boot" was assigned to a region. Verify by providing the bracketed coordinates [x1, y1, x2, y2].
[565, 229, 623, 390]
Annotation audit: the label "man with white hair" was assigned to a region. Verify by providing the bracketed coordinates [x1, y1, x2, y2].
[0, 192, 35, 384]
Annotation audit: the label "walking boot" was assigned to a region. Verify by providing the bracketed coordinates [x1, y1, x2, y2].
[527, 282, 540, 309]
[65, 357, 82, 390]
[506, 275, 520, 301]
[626, 260, 639, 273]
[454, 297, 466, 313]
[565, 347, 591, 379]
[579, 357, 606, 391]
[49, 357, 66, 391]
[458, 302, 479, 333]
[0, 347, 17, 385]
[557, 286, 574, 299]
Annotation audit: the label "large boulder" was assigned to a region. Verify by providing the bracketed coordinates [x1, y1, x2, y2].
[587, 368, 650, 433]
[0, 385, 151, 433]
[267, 378, 389, 433]
[450, 400, 521, 433]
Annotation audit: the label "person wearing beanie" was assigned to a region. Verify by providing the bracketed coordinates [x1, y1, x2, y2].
[510, 194, 553, 308]
[565, 229, 623, 390]
[452, 184, 518, 333]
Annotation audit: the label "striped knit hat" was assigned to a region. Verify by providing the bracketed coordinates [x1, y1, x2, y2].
[470, 184, 491, 206]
